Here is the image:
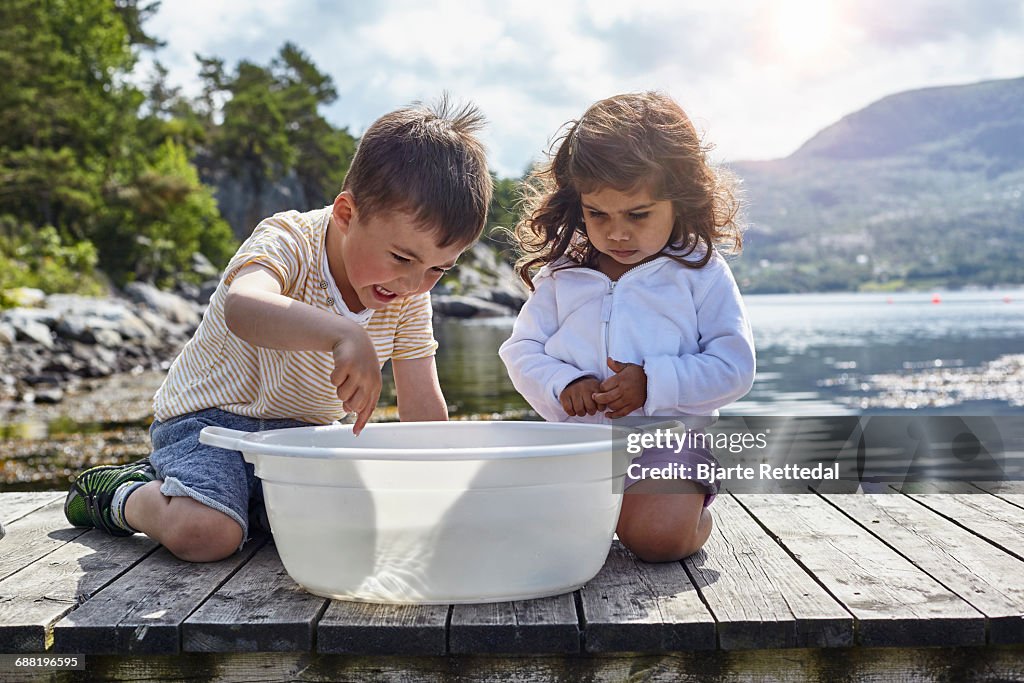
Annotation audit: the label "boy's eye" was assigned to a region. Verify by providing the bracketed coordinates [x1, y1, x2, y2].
[629, 212, 650, 221]
[432, 266, 451, 274]
[391, 253, 411, 264]
[586, 211, 606, 219]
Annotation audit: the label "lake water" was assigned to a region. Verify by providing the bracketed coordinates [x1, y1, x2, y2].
[429, 289, 1024, 417]
[3, 289, 1023, 490]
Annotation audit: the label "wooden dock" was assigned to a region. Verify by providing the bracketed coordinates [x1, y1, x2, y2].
[1, 486, 1023, 681]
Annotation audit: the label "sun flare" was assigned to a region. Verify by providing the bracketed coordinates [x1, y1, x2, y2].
[770, 0, 840, 61]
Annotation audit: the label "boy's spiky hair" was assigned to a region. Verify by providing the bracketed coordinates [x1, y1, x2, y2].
[342, 95, 493, 247]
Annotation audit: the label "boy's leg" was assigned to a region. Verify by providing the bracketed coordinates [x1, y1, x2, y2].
[64, 409, 308, 563]
[124, 481, 242, 562]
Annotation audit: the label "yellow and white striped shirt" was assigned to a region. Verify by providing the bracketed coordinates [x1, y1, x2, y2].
[153, 206, 438, 424]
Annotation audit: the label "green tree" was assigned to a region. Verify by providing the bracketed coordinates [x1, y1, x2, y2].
[0, 0, 236, 289]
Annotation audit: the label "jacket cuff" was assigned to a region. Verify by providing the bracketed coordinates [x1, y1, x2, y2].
[641, 355, 678, 416]
[548, 368, 594, 405]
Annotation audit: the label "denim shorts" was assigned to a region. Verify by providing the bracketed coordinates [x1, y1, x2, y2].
[149, 408, 311, 546]
[624, 444, 720, 508]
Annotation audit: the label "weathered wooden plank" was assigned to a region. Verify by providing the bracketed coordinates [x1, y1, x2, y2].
[449, 593, 580, 654]
[0, 529, 157, 652]
[970, 480, 1024, 510]
[317, 601, 450, 655]
[578, 541, 716, 653]
[824, 492, 1024, 644]
[686, 494, 852, 649]
[0, 491, 64, 524]
[736, 494, 986, 647]
[25, 645, 1024, 683]
[51, 536, 267, 655]
[901, 490, 1024, 561]
[0, 500, 88, 582]
[182, 542, 327, 652]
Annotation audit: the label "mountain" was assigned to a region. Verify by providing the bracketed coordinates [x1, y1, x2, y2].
[728, 77, 1024, 293]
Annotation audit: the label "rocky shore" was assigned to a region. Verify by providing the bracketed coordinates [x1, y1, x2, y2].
[0, 242, 527, 408]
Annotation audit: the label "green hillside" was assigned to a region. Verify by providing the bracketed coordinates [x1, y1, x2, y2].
[729, 77, 1024, 293]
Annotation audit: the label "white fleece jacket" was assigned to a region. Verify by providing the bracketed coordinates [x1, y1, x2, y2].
[498, 253, 756, 423]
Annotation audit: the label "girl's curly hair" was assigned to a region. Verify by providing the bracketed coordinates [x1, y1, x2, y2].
[513, 92, 742, 290]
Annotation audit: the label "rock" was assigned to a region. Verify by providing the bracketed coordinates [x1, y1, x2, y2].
[49, 295, 156, 346]
[34, 387, 64, 403]
[1, 309, 56, 349]
[192, 252, 220, 279]
[93, 328, 123, 348]
[123, 282, 201, 327]
[22, 372, 62, 387]
[0, 322, 14, 346]
[432, 295, 514, 319]
[3, 287, 46, 307]
[174, 281, 201, 303]
[199, 279, 220, 305]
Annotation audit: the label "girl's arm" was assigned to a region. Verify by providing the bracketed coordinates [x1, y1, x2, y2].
[642, 262, 756, 415]
[498, 277, 592, 421]
[392, 356, 448, 421]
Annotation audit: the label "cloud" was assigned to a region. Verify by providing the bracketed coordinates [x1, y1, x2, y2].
[135, 0, 1024, 175]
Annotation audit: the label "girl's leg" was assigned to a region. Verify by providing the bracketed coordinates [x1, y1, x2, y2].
[615, 479, 713, 562]
[125, 481, 243, 562]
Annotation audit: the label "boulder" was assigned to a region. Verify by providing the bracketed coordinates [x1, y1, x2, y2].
[432, 295, 514, 319]
[3, 287, 46, 307]
[1, 309, 56, 349]
[123, 282, 201, 327]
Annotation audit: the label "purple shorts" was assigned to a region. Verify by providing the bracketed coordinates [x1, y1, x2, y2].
[624, 445, 720, 507]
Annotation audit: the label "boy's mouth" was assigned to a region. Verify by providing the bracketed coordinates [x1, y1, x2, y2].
[372, 285, 399, 303]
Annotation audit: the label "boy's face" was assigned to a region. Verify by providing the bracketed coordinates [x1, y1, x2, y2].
[332, 194, 467, 311]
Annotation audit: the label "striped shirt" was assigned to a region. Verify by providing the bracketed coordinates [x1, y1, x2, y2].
[153, 206, 438, 424]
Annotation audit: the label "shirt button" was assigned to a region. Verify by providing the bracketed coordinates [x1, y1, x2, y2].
[326, 297, 335, 306]
[320, 281, 328, 289]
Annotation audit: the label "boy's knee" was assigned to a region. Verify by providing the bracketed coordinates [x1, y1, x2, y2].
[161, 501, 243, 562]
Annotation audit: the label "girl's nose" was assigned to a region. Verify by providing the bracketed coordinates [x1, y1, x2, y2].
[608, 222, 629, 241]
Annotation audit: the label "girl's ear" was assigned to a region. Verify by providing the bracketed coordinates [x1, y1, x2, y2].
[332, 191, 357, 234]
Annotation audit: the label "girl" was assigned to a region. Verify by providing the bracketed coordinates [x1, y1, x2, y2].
[499, 92, 755, 562]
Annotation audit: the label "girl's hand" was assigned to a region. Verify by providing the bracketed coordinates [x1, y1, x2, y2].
[594, 358, 647, 418]
[559, 376, 603, 416]
[330, 331, 382, 435]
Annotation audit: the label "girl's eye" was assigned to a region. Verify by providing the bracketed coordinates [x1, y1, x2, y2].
[629, 212, 650, 221]
[587, 211, 606, 220]
[391, 253, 411, 264]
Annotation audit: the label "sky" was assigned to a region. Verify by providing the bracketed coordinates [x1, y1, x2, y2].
[137, 0, 1024, 177]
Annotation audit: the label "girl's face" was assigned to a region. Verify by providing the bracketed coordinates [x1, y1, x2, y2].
[580, 186, 675, 277]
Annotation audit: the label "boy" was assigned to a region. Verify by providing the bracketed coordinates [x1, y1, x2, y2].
[64, 98, 493, 562]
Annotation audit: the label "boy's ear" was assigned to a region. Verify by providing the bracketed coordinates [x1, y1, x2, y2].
[331, 191, 357, 234]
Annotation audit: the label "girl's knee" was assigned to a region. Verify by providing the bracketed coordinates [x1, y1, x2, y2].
[161, 499, 243, 562]
[619, 508, 713, 563]
[620, 526, 704, 563]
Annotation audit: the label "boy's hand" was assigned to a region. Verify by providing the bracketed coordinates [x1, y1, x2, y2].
[559, 376, 603, 417]
[330, 331, 382, 436]
[593, 358, 647, 419]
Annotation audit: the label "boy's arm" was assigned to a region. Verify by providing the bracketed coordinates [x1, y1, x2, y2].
[392, 356, 448, 421]
[224, 263, 381, 433]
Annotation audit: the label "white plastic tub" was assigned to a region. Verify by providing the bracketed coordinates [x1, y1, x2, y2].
[199, 421, 625, 604]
